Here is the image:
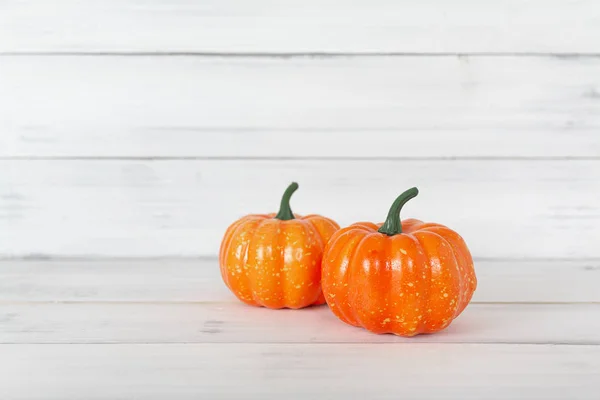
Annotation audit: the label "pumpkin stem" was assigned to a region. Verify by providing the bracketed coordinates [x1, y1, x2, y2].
[274, 182, 299, 221]
[378, 187, 419, 236]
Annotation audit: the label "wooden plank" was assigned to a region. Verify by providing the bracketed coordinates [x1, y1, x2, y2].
[1, 259, 599, 303]
[1, 159, 599, 258]
[1, 56, 600, 158]
[1, 343, 599, 399]
[2, 0, 599, 53]
[1, 303, 599, 344]
[5, 129, 600, 159]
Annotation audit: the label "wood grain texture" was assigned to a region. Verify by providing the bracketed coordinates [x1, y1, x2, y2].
[1, 259, 599, 303]
[2, 302, 599, 345]
[2, 2, 599, 397]
[2, 0, 600, 53]
[1, 159, 598, 258]
[1, 56, 600, 158]
[1, 344, 599, 400]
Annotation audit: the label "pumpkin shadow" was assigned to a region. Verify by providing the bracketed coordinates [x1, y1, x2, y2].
[435, 313, 485, 338]
[380, 309, 491, 342]
[413, 305, 504, 342]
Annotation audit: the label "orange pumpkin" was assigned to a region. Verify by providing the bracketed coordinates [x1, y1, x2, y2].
[322, 187, 476, 336]
[219, 182, 339, 309]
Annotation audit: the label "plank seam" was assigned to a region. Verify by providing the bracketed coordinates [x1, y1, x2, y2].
[2, 156, 600, 161]
[1, 256, 599, 262]
[2, 52, 600, 58]
[1, 301, 598, 305]
[0, 341, 598, 346]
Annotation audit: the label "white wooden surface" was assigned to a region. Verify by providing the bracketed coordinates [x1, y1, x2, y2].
[2, 0, 599, 53]
[2, 56, 600, 158]
[4, 302, 600, 345]
[2, 159, 599, 257]
[1, 260, 600, 399]
[1, 259, 598, 303]
[3, 0, 600, 398]
[1, 259, 598, 346]
[2, 344, 600, 400]
[2, 16, 600, 260]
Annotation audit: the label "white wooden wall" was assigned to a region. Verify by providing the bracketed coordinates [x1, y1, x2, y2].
[1, 0, 600, 260]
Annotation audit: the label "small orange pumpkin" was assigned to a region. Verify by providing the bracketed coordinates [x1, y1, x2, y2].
[219, 182, 339, 309]
[322, 187, 476, 336]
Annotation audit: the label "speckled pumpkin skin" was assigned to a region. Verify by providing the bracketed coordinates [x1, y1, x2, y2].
[322, 218, 477, 336]
[219, 213, 339, 309]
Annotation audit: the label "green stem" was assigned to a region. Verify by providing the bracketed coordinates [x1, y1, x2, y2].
[274, 182, 299, 220]
[377, 187, 419, 236]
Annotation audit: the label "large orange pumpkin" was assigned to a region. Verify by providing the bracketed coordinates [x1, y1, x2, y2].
[322, 187, 476, 336]
[219, 182, 339, 309]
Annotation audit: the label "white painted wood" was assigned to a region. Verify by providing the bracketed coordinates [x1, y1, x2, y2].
[1, 343, 599, 399]
[1, 56, 600, 158]
[1, 259, 599, 303]
[1, 303, 599, 345]
[2, 0, 600, 53]
[3, 2, 598, 396]
[1, 159, 598, 258]
[0, 259, 227, 303]
[5, 129, 600, 159]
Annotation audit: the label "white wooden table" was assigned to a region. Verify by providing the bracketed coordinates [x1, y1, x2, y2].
[1, 259, 599, 399]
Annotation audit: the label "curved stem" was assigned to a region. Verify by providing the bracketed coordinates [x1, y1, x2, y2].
[274, 182, 299, 220]
[377, 187, 419, 236]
